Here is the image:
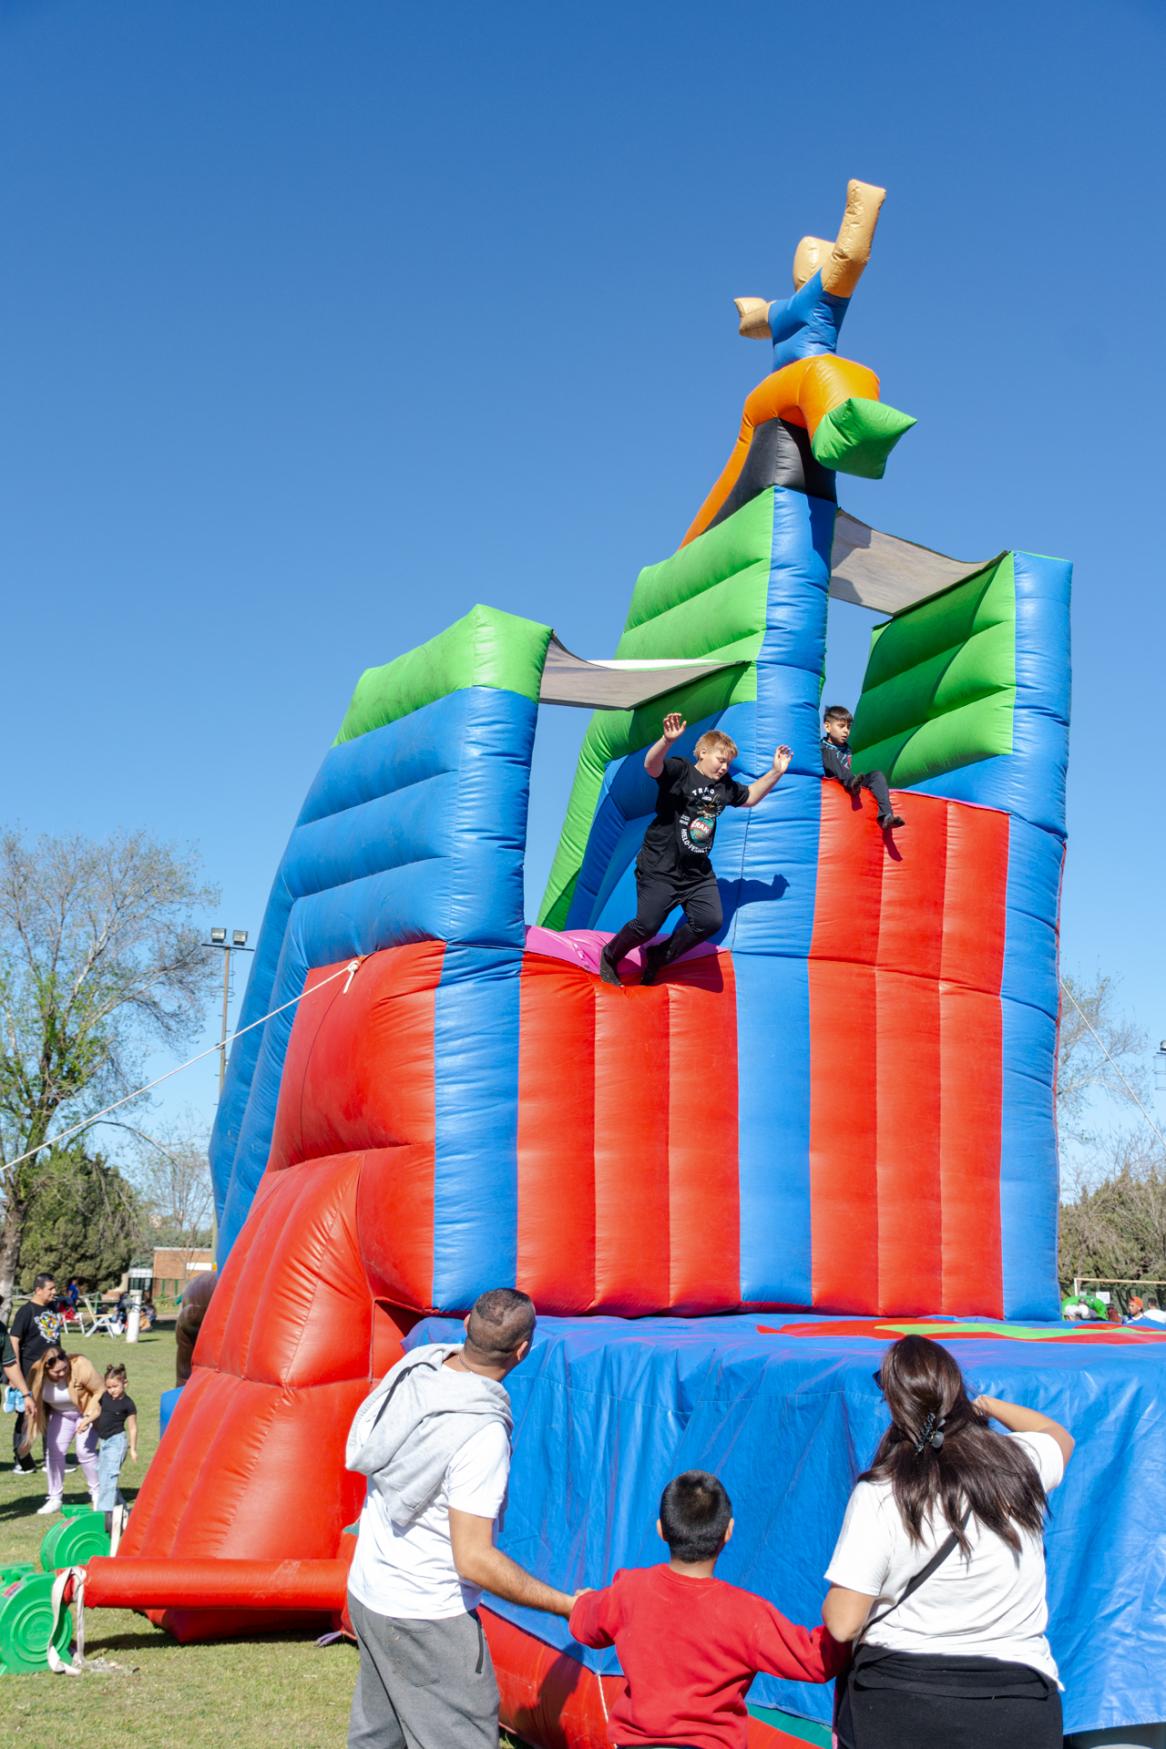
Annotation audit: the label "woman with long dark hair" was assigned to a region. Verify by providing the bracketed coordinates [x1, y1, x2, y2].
[823, 1334, 1073, 1749]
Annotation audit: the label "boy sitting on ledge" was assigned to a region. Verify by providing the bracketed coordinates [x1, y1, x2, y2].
[820, 703, 904, 831]
[599, 713, 791, 988]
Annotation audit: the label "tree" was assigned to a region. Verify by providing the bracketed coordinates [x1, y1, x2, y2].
[1057, 971, 1149, 1151]
[1056, 969, 1166, 1300]
[17, 1144, 142, 1289]
[128, 1116, 214, 1252]
[1059, 1131, 1166, 1300]
[0, 829, 218, 1316]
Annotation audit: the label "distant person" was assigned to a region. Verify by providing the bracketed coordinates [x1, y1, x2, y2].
[823, 1334, 1073, 1749]
[23, 1343, 104, 1515]
[140, 1292, 157, 1330]
[599, 713, 792, 988]
[570, 1469, 843, 1749]
[1139, 1294, 1166, 1326]
[1, 1314, 35, 1438]
[9, 1273, 65, 1475]
[86, 1362, 138, 1517]
[65, 1278, 81, 1312]
[345, 1288, 578, 1749]
[175, 1271, 217, 1384]
[820, 705, 904, 833]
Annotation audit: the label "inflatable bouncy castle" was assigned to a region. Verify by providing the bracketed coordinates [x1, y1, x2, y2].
[81, 183, 1166, 1742]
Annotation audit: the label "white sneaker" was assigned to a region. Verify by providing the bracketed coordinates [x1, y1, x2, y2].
[36, 1497, 62, 1515]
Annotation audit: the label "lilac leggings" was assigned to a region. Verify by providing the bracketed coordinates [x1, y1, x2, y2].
[45, 1408, 98, 1499]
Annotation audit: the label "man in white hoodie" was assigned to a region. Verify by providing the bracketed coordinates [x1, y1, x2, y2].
[345, 1287, 576, 1748]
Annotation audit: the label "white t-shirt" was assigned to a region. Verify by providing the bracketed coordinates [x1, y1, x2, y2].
[825, 1430, 1064, 1683]
[347, 1422, 510, 1620]
[44, 1380, 74, 1410]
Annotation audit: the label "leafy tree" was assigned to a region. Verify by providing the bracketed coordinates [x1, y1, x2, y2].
[1059, 1134, 1166, 1302]
[16, 1144, 142, 1291]
[0, 829, 217, 1316]
[1057, 970, 1166, 1300]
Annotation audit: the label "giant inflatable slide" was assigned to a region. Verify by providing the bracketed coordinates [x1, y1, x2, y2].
[84, 184, 1166, 1743]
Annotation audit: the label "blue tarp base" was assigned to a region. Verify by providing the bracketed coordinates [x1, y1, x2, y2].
[412, 1312, 1166, 1737]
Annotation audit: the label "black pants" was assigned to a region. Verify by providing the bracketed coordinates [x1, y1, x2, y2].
[846, 1683, 1062, 1749]
[837, 1650, 1062, 1749]
[840, 768, 893, 817]
[604, 870, 722, 970]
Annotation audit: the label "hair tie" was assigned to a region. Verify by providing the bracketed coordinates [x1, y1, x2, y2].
[912, 1412, 946, 1456]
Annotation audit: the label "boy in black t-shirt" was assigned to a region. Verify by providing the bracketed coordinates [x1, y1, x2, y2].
[83, 1363, 138, 1514]
[599, 713, 792, 988]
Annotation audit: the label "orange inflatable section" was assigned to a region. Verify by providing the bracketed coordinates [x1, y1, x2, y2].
[682, 355, 880, 545]
[807, 785, 1008, 1316]
[516, 949, 740, 1313]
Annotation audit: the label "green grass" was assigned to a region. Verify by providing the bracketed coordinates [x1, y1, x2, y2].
[0, 1329, 531, 1747]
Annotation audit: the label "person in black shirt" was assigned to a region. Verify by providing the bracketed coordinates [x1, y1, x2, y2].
[820, 704, 904, 831]
[83, 1362, 138, 1513]
[599, 714, 792, 988]
[9, 1272, 64, 1473]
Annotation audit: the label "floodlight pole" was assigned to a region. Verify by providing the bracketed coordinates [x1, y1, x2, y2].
[218, 949, 232, 1098]
[203, 929, 255, 1264]
[204, 930, 255, 1097]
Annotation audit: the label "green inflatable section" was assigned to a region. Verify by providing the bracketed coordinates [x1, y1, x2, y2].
[849, 555, 1016, 789]
[810, 396, 916, 481]
[334, 604, 553, 744]
[538, 490, 773, 928]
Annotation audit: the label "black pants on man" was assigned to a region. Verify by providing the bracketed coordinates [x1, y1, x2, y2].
[604, 870, 722, 975]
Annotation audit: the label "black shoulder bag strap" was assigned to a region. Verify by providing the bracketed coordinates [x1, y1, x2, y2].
[863, 1506, 971, 1634]
[834, 1509, 971, 1749]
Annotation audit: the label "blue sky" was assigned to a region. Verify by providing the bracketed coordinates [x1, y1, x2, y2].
[2, 0, 1163, 1144]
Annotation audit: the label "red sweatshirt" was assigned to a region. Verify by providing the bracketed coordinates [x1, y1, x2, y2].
[568, 1564, 843, 1749]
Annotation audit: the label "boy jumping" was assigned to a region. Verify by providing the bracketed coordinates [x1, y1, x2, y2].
[599, 714, 792, 987]
[569, 1470, 842, 1749]
[820, 705, 904, 831]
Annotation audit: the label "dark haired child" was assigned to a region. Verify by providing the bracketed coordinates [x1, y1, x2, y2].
[821, 705, 904, 832]
[599, 713, 793, 988]
[85, 1362, 138, 1516]
[569, 1469, 842, 1749]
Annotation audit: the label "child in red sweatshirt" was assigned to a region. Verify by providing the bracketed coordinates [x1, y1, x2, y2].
[569, 1469, 843, 1749]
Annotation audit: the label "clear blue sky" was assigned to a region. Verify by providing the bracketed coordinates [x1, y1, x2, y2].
[2, 0, 1163, 1144]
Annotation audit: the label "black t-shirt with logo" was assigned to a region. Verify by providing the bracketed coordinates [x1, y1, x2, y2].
[10, 1300, 65, 1371]
[94, 1391, 137, 1440]
[637, 755, 749, 883]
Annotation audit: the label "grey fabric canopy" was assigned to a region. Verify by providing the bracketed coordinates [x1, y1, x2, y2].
[539, 640, 742, 709]
[538, 516, 998, 706]
[830, 510, 999, 613]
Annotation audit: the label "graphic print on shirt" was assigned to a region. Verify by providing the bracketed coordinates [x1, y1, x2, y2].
[678, 783, 725, 857]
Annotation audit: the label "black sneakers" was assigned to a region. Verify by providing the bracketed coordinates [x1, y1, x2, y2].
[879, 813, 906, 831]
[598, 950, 623, 988]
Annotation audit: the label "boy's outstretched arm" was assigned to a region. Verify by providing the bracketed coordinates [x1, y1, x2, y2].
[644, 713, 686, 779]
[743, 746, 793, 808]
[753, 1601, 848, 1681]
